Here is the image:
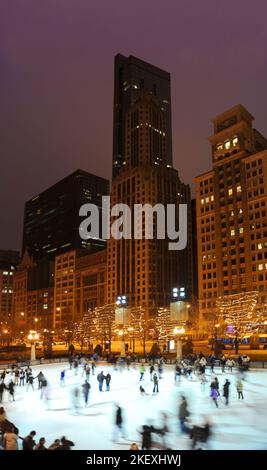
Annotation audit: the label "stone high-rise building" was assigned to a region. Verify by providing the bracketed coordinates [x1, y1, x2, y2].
[195, 104, 267, 327]
[108, 88, 192, 310]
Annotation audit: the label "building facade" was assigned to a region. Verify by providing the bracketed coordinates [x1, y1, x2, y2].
[195, 104, 267, 327]
[108, 90, 192, 311]
[22, 169, 109, 262]
[113, 54, 173, 177]
[0, 250, 19, 329]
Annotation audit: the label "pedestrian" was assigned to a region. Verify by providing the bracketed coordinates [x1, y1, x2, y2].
[85, 365, 90, 381]
[36, 372, 44, 389]
[97, 371, 105, 392]
[106, 373, 111, 391]
[14, 368, 19, 386]
[48, 439, 61, 450]
[226, 358, 235, 372]
[0, 381, 6, 403]
[174, 364, 182, 382]
[59, 436, 75, 450]
[139, 364, 145, 381]
[60, 370, 65, 387]
[73, 359, 79, 376]
[152, 373, 159, 394]
[236, 378, 244, 400]
[209, 355, 216, 373]
[139, 385, 147, 396]
[19, 369, 25, 386]
[23, 431, 37, 450]
[158, 359, 164, 379]
[82, 380, 91, 405]
[113, 405, 125, 441]
[149, 364, 155, 381]
[140, 425, 153, 450]
[26, 374, 34, 391]
[210, 387, 219, 407]
[91, 361, 96, 375]
[178, 396, 190, 433]
[221, 355, 227, 373]
[40, 377, 49, 401]
[223, 379, 230, 405]
[35, 437, 47, 450]
[8, 380, 15, 402]
[3, 426, 18, 450]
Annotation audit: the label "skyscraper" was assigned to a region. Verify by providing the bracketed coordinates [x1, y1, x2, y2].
[112, 54, 173, 177]
[108, 86, 192, 310]
[195, 104, 267, 327]
[22, 169, 109, 262]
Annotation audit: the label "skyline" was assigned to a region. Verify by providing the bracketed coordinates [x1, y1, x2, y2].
[1, 0, 267, 250]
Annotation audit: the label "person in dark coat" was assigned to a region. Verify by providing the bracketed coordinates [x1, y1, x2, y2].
[97, 371, 105, 392]
[149, 364, 155, 381]
[26, 374, 34, 391]
[178, 396, 189, 433]
[58, 436, 74, 450]
[23, 431, 36, 450]
[223, 379, 230, 405]
[105, 373, 111, 391]
[140, 425, 154, 450]
[8, 381, 15, 402]
[0, 381, 6, 403]
[82, 380, 91, 405]
[113, 405, 125, 441]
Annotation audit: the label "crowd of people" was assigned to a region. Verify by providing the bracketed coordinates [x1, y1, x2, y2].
[0, 350, 251, 450]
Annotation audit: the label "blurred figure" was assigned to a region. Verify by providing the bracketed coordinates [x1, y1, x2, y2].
[82, 380, 91, 406]
[223, 379, 230, 406]
[35, 437, 47, 450]
[3, 426, 18, 450]
[236, 378, 244, 400]
[149, 364, 155, 381]
[97, 371, 105, 392]
[210, 387, 219, 408]
[59, 436, 75, 450]
[140, 424, 154, 450]
[48, 439, 60, 450]
[139, 364, 145, 381]
[113, 405, 126, 441]
[23, 431, 36, 450]
[106, 373, 111, 391]
[60, 370, 65, 387]
[130, 442, 139, 450]
[178, 396, 190, 433]
[71, 386, 81, 414]
[174, 363, 182, 382]
[190, 421, 211, 450]
[139, 385, 147, 396]
[8, 380, 15, 402]
[152, 373, 159, 394]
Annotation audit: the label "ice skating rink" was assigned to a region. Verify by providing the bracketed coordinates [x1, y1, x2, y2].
[2, 362, 267, 450]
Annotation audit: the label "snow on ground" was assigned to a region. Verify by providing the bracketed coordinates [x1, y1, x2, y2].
[1, 362, 267, 450]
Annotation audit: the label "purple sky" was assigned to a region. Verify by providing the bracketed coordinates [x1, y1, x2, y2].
[1, 0, 267, 251]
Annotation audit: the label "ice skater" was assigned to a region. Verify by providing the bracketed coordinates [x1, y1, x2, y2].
[236, 378, 244, 400]
[139, 364, 145, 381]
[223, 379, 230, 406]
[113, 405, 126, 442]
[152, 373, 159, 394]
[106, 373, 111, 391]
[97, 371, 105, 392]
[82, 380, 91, 406]
[60, 370, 65, 386]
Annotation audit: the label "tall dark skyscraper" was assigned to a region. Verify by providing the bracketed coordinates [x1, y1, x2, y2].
[112, 54, 173, 177]
[22, 169, 109, 262]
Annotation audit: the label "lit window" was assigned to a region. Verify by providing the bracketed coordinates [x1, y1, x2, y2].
[210, 195, 214, 201]
[239, 208, 243, 214]
[233, 136, 238, 147]
[230, 211, 234, 217]
[225, 140, 231, 149]
[216, 143, 223, 151]
[230, 229, 235, 237]
[239, 227, 244, 234]
[258, 264, 263, 271]
[258, 243, 263, 250]
[201, 198, 204, 205]
[237, 185, 242, 193]
[205, 197, 209, 203]
[228, 188, 233, 196]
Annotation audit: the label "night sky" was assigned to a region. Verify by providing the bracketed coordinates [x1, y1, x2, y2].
[1, 0, 267, 251]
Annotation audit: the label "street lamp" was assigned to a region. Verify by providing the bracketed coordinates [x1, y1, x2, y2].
[28, 331, 39, 362]
[173, 326, 185, 360]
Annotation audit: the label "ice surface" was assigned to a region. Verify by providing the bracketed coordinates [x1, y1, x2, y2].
[1, 362, 267, 450]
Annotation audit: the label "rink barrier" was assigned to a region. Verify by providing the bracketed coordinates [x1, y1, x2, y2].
[0, 357, 266, 369]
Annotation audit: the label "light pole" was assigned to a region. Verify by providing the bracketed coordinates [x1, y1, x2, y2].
[128, 327, 135, 353]
[173, 326, 185, 360]
[28, 331, 39, 362]
[212, 323, 220, 351]
[116, 295, 128, 356]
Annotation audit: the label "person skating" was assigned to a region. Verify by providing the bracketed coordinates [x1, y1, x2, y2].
[149, 364, 155, 381]
[158, 359, 164, 379]
[226, 358, 235, 372]
[8, 380, 15, 402]
[236, 378, 244, 400]
[97, 371, 105, 392]
[152, 373, 159, 394]
[60, 370, 65, 387]
[223, 379, 230, 405]
[26, 374, 34, 391]
[140, 424, 154, 450]
[139, 385, 147, 396]
[139, 364, 145, 381]
[3, 426, 18, 450]
[0, 381, 6, 403]
[210, 387, 219, 407]
[35, 437, 47, 450]
[209, 355, 216, 373]
[23, 431, 37, 450]
[82, 380, 91, 405]
[174, 364, 182, 382]
[106, 373, 111, 391]
[113, 405, 126, 441]
[91, 361, 96, 375]
[178, 396, 190, 433]
[85, 365, 91, 381]
[19, 369, 25, 386]
[14, 368, 19, 386]
[221, 355, 227, 373]
[36, 372, 44, 389]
